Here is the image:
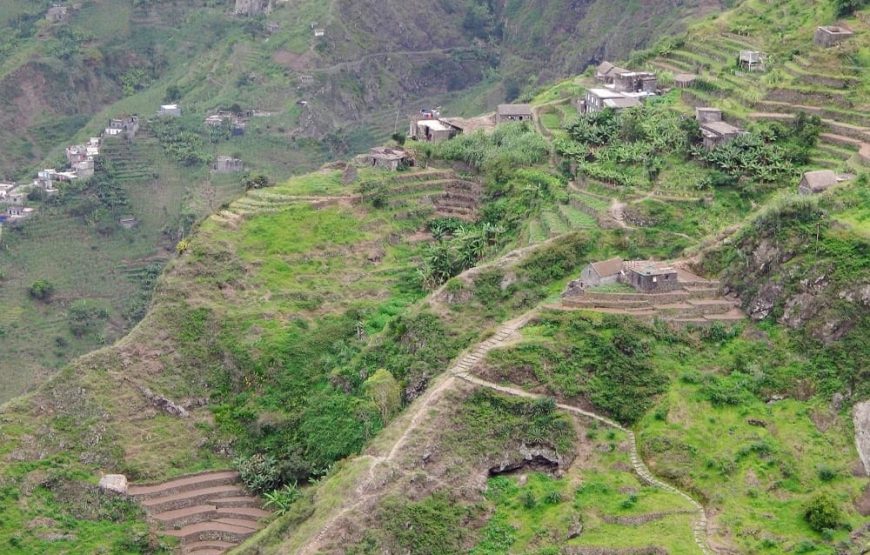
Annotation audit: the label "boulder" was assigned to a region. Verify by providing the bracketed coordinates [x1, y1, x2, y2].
[98, 474, 128, 495]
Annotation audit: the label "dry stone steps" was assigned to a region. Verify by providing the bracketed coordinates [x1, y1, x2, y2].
[129, 470, 269, 554]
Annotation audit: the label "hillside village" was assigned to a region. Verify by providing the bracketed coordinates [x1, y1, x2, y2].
[0, 1, 867, 554]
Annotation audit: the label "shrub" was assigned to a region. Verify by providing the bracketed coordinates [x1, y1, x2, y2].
[67, 300, 109, 337]
[817, 465, 836, 482]
[363, 369, 401, 422]
[235, 453, 282, 494]
[263, 483, 301, 515]
[803, 493, 842, 532]
[29, 279, 55, 301]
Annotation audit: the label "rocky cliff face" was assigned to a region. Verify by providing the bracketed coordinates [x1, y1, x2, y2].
[234, 0, 272, 16]
[702, 194, 869, 345]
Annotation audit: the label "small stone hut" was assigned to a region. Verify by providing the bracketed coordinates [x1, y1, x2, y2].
[214, 156, 243, 173]
[738, 50, 765, 72]
[368, 147, 414, 171]
[159, 104, 182, 117]
[595, 62, 628, 85]
[496, 104, 533, 124]
[613, 71, 657, 94]
[695, 107, 723, 124]
[624, 263, 679, 293]
[814, 26, 853, 48]
[409, 118, 461, 143]
[700, 121, 743, 150]
[577, 257, 623, 288]
[674, 73, 697, 89]
[46, 5, 69, 23]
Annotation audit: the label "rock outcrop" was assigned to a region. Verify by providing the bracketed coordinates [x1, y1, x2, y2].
[234, 0, 272, 16]
[854, 401, 870, 477]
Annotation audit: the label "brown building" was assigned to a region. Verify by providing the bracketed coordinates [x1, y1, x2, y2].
[624, 264, 679, 293]
[798, 170, 838, 195]
[814, 26, 853, 48]
[367, 147, 414, 171]
[496, 104, 533, 124]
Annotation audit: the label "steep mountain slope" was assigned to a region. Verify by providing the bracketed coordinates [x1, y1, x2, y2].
[0, 0, 723, 403]
[0, 0, 867, 554]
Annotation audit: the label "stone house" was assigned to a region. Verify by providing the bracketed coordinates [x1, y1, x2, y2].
[496, 104, 533, 124]
[204, 115, 225, 127]
[7, 206, 34, 220]
[623, 262, 680, 293]
[595, 62, 628, 85]
[696, 108, 742, 149]
[105, 116, 140, 140]
[214, 156, 243, 173]
[577, 257, 623, 288]
[368, 147, 414, 171]
[814, 26, 853, 48]
[205, 111, 248, 135]
[66, 145, 87, 164]
[87, 137, 101, 157]
[409, 118, 461, 143]
[46, 5, 69, 23]
[159, 104, 182, 117]
[613, 71, 657, 94]
[582, 89, 641, 114]
[695, 107, 723, 124]
[798, 170, 838, 195]
[700, 121, 743, 150]
[674, 73, 697, 89]
[738, 50, 765, 72]
[73, 159, 95, 178]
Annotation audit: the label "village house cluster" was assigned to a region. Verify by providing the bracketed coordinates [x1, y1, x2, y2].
[579, 62, 658, 114]
[408, 104, 533, 145]
[204, 109, 252, 136]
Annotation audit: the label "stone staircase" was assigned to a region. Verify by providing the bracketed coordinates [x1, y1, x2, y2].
[129, 470, 269, 554]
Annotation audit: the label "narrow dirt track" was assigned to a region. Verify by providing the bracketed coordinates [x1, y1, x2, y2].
[297, 307, 713, 555]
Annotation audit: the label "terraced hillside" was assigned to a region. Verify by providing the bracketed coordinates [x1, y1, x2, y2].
[0, 1, 866, 554]
[130, 470, 269, 554]
[0, 0, 729, 401]
[640, 0, 870, 172]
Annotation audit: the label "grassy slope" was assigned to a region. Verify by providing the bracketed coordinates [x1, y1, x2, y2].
[242, 1, 869, 554]
[0, 1, 866, 554]
[0, 0, 721, 403]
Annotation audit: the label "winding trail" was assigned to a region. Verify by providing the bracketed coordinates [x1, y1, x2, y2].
[298, 307, 713, 555]
[453, 371, 712, 555]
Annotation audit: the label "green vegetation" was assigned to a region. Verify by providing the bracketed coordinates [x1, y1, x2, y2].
[0, 0, 867, 553]
[484, 312, 668, 424]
